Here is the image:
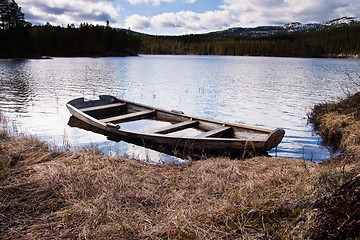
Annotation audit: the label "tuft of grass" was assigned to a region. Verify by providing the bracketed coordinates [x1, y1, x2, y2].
[309, 92, 360, 154]
[0, 112, 10, 141]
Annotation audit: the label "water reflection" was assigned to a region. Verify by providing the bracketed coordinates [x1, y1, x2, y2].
[0, 60, 33, 113]
[0, 56, 359, 162]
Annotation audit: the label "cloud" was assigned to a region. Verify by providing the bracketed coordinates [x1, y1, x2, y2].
[127, 0, 196, 6]
[125, 14, 151, 29]
[220, 0, 360, 25]
[125, 10, 235, 33]
[127, 0, 175, 7]
[17, 0, 119, 26]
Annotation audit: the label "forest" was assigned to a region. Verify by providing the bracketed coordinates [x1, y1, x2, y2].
[0, 23, 141, 58]
[139, 24, 360, 58]
[1, 23, 359, 59]
[0, 0, 140, 58]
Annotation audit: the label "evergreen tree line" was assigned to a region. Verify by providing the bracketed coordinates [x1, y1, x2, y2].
[0, 0, 140, 58]
[0, 24, 141, 58]
[139, 25, 360, 58]
[0, 0, 30, 30]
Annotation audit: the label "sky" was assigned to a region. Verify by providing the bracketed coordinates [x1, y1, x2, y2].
[16, 0, 360, 35]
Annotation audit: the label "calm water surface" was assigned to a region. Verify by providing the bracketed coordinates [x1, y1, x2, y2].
[0, 55, 359, 163]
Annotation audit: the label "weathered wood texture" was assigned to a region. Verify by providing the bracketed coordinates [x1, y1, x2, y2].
[152, 120, 199, 134]
[80, 102, 126, 112]
[101, 110, 155, 124]
[195, 126, 232, 138]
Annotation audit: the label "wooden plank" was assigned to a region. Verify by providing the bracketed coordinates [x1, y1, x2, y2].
[79, 102, 126, 112]
[233, 132, 267, 141]
[101, 110, 155, 124]
[195, 126, 232, 138]
[152, 120, 198, 134]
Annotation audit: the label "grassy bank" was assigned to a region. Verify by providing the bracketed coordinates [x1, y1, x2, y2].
[309, 92, 360, 155]
[306, 92, 360, 239]
[1, 99, 360, 239]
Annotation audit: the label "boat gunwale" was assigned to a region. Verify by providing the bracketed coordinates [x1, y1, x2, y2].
[67, 103, 265, 143]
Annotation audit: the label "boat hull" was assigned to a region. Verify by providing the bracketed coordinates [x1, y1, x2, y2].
[66, 95, 285, 157]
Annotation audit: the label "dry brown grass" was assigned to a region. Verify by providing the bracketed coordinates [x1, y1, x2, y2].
[319, 112, 360, 153]
[55, 156, 324, 239]
[309, 92, 360, 153]
[304, 91, 360, 239]
[309, 92, 360, 177]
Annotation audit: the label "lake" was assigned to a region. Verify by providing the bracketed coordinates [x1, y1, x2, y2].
[0, 55, 359, 163]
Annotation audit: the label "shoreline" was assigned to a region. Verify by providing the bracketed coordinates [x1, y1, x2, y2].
[0, 53, 138, 60]
[1, 92, 360, 238]
[1, 53, 359, 60]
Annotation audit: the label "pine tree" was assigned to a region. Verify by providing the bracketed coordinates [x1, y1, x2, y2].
[0, 0, 30, 29]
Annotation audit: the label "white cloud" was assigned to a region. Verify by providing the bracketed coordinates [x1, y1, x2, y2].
[125, 14, 151, 29]
[127, 0, 196, 7]
[126, 10, 236, 33]
[127, 0, 174, 6]
[17, 0, 119, 26]
[220, 0, 360, 26]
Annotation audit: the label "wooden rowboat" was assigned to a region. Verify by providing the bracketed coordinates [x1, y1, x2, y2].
[66, 95, 285, 157]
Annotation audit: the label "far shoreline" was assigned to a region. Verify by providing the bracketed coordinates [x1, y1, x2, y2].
[1, 53, 359, 60]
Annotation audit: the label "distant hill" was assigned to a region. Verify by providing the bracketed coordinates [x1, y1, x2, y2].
[209, 17, 360, 39]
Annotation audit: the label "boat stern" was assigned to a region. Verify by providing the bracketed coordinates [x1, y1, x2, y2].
[261, 128, 285, 151]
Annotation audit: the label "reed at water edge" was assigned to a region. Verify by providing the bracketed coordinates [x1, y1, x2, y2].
[1, 92, 360, 239]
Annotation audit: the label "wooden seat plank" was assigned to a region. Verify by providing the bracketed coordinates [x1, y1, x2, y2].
[101, 110, 155, 124]
[195, 126, 232, 138]
[153, 120, 198, 134]
[80, 102, 126, 112]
